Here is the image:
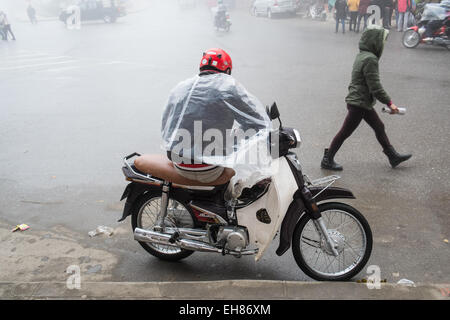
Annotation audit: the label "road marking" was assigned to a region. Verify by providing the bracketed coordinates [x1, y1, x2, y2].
[0, 56, 73, 64]
[43, 66, 81, 73]
[0, 53, 49, 61]
[0, 60, 79, 71]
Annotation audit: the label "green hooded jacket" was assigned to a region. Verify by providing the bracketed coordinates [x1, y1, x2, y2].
[345, 26, 391, 110]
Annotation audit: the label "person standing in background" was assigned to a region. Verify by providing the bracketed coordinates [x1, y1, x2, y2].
[397, 0, 411, 31]
[356, 0, 371, 32]
[335, 0, 348, 33]
[393, 0, 399, 27]
[348, 0, 360, 31]
[27, 4, 38, 24]
[383, 0, 394, 28]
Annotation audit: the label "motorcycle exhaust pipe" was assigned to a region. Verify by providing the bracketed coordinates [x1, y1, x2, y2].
[134, 228, 222, 253]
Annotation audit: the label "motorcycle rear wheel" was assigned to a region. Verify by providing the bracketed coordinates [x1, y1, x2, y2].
[402, 29, 420, 48]
[131, 191, 195, 261]
[292, 202, 372, 281]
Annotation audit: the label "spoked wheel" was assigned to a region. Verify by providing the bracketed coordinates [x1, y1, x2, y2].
[403, 29, 420, 48]
[292, 202, 372, 281]
[131, 191, 195, 261]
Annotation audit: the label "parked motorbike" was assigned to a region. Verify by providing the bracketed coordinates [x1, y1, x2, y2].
[307, 2, 327, 20]
[119, 103, 373, 281]
[403, 4, 450, 49]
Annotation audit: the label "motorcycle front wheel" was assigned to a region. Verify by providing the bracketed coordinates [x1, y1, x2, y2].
[402, 29, 420, 48]
[292, 202, 372, 281]
[131, 191, 195, 261]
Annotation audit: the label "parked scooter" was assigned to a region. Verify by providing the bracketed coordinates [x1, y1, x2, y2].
[119, 103, 373, 281]
[307, 1, 327, 20]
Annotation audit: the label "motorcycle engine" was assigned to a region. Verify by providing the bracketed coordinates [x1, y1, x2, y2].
[217, 226, 249, 251]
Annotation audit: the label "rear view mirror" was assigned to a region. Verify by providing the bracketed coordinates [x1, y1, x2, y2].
[269, 102, 280, 120]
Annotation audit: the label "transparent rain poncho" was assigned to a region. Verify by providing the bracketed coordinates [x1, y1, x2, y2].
[161, 73, 273, 189]
[420, 4, 448, 22]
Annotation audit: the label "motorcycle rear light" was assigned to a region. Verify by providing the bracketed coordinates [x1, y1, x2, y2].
[274, 0, 279, 6]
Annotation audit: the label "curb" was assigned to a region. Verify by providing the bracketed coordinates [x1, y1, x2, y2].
[1, 280, 449, 300]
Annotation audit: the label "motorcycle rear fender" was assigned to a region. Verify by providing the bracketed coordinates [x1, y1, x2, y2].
[275, 186, 355, 256]
[409, 26, 419, 32]
[118, 182, 158, 222]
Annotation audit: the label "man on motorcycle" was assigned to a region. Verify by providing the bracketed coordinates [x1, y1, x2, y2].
[135, 48, 271, 186]
[423, 8, 450, 41]
[214, 0, 228, 28]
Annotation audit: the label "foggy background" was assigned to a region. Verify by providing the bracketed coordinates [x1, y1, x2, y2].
[1, 0, 449, 283]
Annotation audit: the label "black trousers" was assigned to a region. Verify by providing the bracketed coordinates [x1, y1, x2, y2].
[328, 105, 392, 158]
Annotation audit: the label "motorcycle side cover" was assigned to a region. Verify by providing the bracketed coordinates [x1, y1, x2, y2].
[236, 157, 298, 261]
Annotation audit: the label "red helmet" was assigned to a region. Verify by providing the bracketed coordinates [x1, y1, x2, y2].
[199, 48, 232, 74]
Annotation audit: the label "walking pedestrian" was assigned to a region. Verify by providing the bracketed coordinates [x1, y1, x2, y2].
[321, 25, 412, 171]
[335, 0, 348, 33]
[347, 0, 360, 31]
[356, 0, 371, 32]
[397, 0, 411, 31]
[0, 11, 16, 40]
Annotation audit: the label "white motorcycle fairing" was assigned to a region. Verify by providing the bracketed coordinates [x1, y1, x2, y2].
[236, 157, 298, 261]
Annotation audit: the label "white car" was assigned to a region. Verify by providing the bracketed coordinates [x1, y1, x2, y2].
[251, 0, 297, 19]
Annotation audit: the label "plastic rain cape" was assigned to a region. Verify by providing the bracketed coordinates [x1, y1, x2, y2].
[420, 4, 448, 22]
[161, 73, 273, 189]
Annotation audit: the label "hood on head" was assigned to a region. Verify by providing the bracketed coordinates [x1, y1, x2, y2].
[359, 25, 389, 58]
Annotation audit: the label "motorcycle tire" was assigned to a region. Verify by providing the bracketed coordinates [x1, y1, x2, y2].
[292, 202, 373, 281]
[131, 190, 195, 261]
[402, 29, 420, 48]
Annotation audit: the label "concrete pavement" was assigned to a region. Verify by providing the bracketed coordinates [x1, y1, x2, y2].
[1, 280, 449, 300]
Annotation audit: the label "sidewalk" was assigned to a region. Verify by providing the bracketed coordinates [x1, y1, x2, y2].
[1, 280, 449, 300]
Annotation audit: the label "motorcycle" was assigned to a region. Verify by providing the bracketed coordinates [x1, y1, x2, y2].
[403, 3, 450, 50]
[307, 2, 327, 21]
[118, 103, 373, 281]
[214, 8, 231, 32]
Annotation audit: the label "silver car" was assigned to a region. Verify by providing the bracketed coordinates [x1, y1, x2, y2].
[251, 0, 297, 19]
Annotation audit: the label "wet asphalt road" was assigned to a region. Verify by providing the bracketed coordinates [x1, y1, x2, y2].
[1, 1, 449, 284]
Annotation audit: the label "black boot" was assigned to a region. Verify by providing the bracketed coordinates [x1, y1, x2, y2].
[383, 146, 412, 168]
[321, 148, 343, 171]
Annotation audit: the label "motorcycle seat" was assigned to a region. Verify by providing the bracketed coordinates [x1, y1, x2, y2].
[133, 154, 235, 187]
